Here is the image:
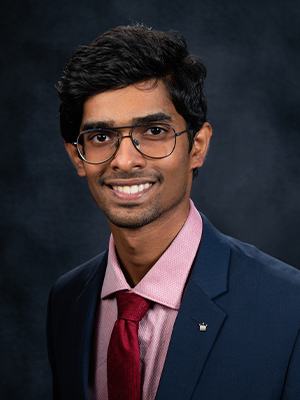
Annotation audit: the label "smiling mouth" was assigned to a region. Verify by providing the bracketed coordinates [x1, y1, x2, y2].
[112, 183, 152, 194]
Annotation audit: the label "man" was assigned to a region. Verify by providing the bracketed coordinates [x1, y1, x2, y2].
[47, 24, 300, 400]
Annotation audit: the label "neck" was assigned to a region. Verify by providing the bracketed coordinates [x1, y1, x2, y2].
[109, 203, 190, 287]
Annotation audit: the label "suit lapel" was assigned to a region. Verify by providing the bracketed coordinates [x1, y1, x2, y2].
[155, 214, 231, 400]
[72, 252, 108, 399]
[69, 214, 231, 399]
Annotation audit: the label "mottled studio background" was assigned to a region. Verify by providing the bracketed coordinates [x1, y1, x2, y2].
[1, 0, 300, 398]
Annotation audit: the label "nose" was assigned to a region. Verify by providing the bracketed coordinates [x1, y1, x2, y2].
[110, 135, 146, 171]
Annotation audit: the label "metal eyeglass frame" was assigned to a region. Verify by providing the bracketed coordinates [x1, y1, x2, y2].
[71, 123, 188, 165]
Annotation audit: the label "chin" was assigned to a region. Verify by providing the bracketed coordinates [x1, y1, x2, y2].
[105, 207, 161, 229]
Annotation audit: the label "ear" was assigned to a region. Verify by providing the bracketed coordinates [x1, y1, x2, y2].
[65, 142, 87, 177]
[189, 123, 212, 170]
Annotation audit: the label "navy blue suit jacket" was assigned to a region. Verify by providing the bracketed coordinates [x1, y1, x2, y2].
[47, 214, 300, 399]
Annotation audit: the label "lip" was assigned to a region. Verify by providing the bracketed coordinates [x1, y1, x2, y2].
[106, 178, 155, 187]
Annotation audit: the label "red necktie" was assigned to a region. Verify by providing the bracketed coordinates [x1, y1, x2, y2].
[107, 291, 151, 400]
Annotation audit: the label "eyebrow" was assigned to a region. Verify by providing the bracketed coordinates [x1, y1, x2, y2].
[81, 112, 173, 132]
[132, 113, 172, 125]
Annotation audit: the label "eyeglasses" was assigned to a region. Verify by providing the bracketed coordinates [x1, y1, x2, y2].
[72, 123, 187, 164]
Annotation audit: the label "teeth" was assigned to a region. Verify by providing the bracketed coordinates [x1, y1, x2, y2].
[131, 185, 139, 194]
[112, 183, 152, 194]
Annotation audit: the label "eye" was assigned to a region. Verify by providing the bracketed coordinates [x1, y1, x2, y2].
[87, 130, 116, 145]
[145, 125, 167, 136]
[148, 126, 165, 135]
[142, 124, 170, 137]
[91, 133, 110, 142]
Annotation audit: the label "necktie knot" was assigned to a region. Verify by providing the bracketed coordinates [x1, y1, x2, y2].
[116, 291, 151, 322]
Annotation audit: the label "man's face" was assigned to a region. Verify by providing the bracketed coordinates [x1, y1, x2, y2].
[66, 80, 211, 230]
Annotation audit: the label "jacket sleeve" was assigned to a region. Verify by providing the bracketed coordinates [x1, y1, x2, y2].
[46, 286, 62, 400]
[281, 328, 300, 399]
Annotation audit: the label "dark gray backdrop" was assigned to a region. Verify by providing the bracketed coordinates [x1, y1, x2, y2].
[1, 0, 300, 398]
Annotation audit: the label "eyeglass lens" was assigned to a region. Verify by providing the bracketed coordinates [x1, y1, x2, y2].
[77, 124, 176, 164]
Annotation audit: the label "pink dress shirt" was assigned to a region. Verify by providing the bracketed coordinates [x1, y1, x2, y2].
[88, 200, 203, 400]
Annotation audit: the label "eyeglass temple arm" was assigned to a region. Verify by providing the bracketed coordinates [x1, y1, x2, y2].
[175, 129, 188, 137]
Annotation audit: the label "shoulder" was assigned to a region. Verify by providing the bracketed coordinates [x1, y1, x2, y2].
[227, 234, 300, 287]
[50, 250, 108, 299]
[199, 213, 300, 296]
[221, 233, 300, 321]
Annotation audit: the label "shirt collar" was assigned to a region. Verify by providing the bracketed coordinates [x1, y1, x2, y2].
[101, 199, 203, 310]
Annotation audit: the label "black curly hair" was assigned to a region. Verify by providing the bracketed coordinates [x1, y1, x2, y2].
[57, 23, 207, 153]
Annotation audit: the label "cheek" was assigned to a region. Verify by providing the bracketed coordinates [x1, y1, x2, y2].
[173, 149, 193, 173]
[164, 156, 192, 188]
[84, 164, 106, 181]
[84, 168, 105, 196]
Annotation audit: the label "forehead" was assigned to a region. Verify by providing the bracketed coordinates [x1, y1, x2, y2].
[81, 80, 185, 128]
